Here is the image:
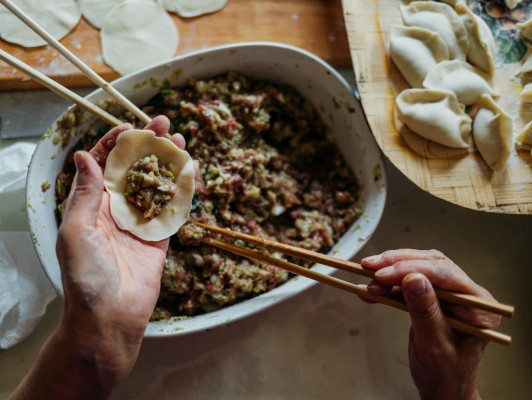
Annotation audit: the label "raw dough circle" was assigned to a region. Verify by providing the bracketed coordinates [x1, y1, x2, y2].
[104, 129, 195, 241]
[79, 0, 123, 29]
[101, 0, 178, 76]
[0, 0, 81, 48]
[163, 0, 227, 18]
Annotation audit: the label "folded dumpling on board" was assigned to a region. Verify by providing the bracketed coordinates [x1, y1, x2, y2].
[393, 107, 470, 158]
[423, 60, 497, 105]
[505, 0, 523, 10]
[522, 83, 532, 103]
[455, 4, 497, 76]
[389, 25, 449, 88]
[400, 1, 469, 61]
[472, 95, 513, 171]
[516, 119, 532, 147]
[517, 52, 532, 82]
[395, 88, 471, 148]
[517, 18, 532, 41]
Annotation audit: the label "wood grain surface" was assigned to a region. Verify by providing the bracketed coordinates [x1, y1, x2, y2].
[342, 0, 532, 214]
[0, 0, 351, 91]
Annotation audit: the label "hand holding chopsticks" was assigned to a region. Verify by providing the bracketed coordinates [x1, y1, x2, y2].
[195, 222, 513, 345]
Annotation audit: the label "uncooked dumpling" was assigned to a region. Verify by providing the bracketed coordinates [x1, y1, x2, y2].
[455, 4, 497, 76]
[400, 1, 469, 61]
[396, 88, 471, 148]
[104, 129, 195, 241]
[163, 0, 227, 18]
[423, 60, 497, 105]
[516, 120, 532, 147]
[79, 0, 123, 29]
[505, 0, 522, 10]
[101, 0, 178, 76]
[0, 0, 81, 47]
[472, 95, 513, 171]
[517, 52, 532, 82]
[389, 24, 449, 88]
[521, 83, 532, 102]
[517, 18, 532, 41]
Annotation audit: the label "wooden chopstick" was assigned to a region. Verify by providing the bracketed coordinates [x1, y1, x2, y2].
[202, 236, 512, 346]
[194, 222, 514, 319]
[0, 49, 123, 127]
[0, 0, 152, 125]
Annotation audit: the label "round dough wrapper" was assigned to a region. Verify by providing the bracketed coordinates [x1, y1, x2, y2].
[163, 0, 227, 18]
[0, 0, 81, 47]
[101, 0, 178, 76]
[80, 0, 123, 29]
[104, 129, 195, 241]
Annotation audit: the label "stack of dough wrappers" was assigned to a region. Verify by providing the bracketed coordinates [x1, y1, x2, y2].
[0, 0, 228, 75]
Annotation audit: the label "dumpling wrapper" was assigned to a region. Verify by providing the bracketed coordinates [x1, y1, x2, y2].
[455, 4, 497, 76]
[517, 18, 532, 42]
[472, 95, 513, 171]
[396, 88, 472, 148]
[400, 1, 469, 61]
[163, 0, 227, 18]
[389, 24, 449, 88]
[104, 129, 195, 242]
[101, 0, 179, 76]
[0, 0, 81, 47]
[423, 60, 497, 105]
[79, 0, 123, 29]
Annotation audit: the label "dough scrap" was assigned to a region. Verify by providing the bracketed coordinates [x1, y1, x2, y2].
[101, 0, 179, 76]
[163, 0, 227, 18]
[0, 0, 81, 48]
[104, 129, 195, 241]
[472, 95, 513, 171]
[79, 0, 123, 29]
[395, 88, 472, 148]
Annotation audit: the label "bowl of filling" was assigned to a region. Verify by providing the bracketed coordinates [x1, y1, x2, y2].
[27, 42, 387, 337]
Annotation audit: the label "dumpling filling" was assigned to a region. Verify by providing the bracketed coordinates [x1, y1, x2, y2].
[125, 154, 177, 220]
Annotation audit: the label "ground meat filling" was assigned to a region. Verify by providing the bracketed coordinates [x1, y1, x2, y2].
[56, 72, 362, 320]
[124, 154, 177, 220]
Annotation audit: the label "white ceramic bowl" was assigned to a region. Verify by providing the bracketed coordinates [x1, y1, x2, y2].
[27, 42, 387, 337]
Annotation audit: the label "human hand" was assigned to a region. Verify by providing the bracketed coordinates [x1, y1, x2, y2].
[361, 249, 501, 400]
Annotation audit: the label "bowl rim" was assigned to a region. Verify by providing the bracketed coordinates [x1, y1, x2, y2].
[26, 41, 387, 337]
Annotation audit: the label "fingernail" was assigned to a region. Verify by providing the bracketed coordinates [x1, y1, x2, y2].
[74, 151, 86, 172]
[404, 274, 427, 297]
[362, 254, 380, 263]
[375, 266, 393, 277]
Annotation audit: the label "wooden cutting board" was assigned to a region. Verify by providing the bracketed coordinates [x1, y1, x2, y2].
[342, 0, 532, 215]
[0, 0, 351, 91]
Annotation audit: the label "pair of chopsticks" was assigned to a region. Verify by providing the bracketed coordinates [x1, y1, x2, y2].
[0, 0, 151, 126]
[0, 0, 513, 346]
[195, 222, 514, 346]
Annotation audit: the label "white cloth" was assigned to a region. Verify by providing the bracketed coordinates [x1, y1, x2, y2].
[0, 142, 36, 192]
[0, 232, 57, 349]
[0, 142, 57, 349]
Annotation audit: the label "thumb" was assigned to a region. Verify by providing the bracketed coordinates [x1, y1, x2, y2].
[63, 151, 104, 225]
[403, 273, 451, 347]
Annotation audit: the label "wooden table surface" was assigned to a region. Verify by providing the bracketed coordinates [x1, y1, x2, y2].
[0, 0, 351, 91]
